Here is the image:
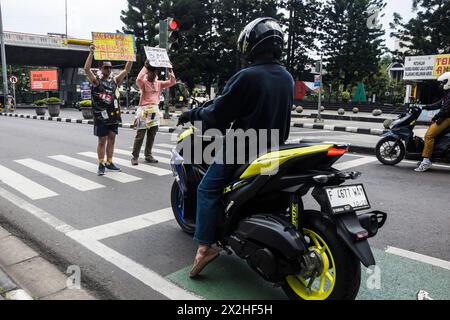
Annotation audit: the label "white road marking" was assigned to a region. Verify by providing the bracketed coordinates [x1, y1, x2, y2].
[155, 143, 177, 149]
[0, 164, 58, 200]
[78, 152, 172, 176]
[76, 208, 174, 241]
[343, 153, 450, 169]
[49, 155, 142, 183]
[114, 149, 171, 164]
[15, 159, 105, 192]
[333, 157, 377, 170]
[0, 187, 72, 233]
[66, 231, 201, 300]
[152, 148, 172, 156]
[0, 187, 200, 300]
[385, 246, 450, 271]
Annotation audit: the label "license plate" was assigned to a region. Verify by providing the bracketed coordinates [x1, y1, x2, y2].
[325, 184, 371, 214]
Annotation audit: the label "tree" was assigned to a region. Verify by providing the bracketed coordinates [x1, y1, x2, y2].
[213, 0, 280, 89]
[120, 0, 160, 74]
[390, 0, 450, 57]
[282, 0, 322, 79]
[321, 0, 387, 93]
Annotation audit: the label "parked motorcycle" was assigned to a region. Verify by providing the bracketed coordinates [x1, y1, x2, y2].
[170, 125, 387, 300]
[376, 104, 450, 165]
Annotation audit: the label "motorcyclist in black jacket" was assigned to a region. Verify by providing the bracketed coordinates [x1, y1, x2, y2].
[178, 18, 295, 278]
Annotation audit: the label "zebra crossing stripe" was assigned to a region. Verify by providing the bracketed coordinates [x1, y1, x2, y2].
[15, 159, 105, 192]
[0, 164, 58, 200]
[155, 143, 176, 149]
[49, 155, 142, 183]
[78, 152, 172, 176]
[114, 149, 171, 165]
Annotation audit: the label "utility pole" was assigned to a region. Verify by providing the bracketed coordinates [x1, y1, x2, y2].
[65, 0, 68, 37]
[0, 0, 9, 109]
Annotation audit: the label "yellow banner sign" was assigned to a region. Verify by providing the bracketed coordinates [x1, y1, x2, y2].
[92, 32, 136, 62]
[434, 54, 450, 77]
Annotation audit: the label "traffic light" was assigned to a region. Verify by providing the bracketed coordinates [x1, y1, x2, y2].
[154, 19, 168, 49]
[167, 18, 180, 51]
[154, 18, 180, 51]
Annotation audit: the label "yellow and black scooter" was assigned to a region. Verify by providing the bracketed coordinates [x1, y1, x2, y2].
[170, 126, 387, 300]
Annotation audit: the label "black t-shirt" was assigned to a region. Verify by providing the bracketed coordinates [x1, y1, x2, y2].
[91, 77, 122, 125]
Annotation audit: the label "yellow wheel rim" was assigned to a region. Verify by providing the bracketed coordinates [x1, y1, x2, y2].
[286, 229, 336, 300]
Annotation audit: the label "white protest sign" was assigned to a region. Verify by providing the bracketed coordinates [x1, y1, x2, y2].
[144, 47, 173, 68]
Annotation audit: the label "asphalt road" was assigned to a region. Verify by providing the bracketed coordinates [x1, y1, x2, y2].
[0, 116, 449, 300]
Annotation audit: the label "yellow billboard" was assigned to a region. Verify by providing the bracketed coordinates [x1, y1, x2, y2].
[433, 54, 450, 77]
[92, 32, 136, 62]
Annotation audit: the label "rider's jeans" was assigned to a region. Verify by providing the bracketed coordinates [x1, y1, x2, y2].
[194, 159, 237, 246]
[423, 118, 450, 158]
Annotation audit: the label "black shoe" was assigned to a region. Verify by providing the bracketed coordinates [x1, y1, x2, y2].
[106, 162, 122, 172]
[98, 164, 106, 176]
[145, 156, 159, 164]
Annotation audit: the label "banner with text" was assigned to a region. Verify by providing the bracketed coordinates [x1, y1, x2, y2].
[404, 55, 436, 80]
[433, 54, 450, 78]
[92, 32, 136, 62]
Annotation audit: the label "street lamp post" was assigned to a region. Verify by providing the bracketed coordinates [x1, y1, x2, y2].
[0, 0, 9, 108]
[65, 0, 68, 37]
[315, 54, 324, 123]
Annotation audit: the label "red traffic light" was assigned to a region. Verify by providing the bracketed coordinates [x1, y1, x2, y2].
[169, 19, 179, 31]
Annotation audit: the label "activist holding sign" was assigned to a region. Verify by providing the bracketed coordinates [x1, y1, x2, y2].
[84, 43, 133, 176]
[131, 60, 176, 165]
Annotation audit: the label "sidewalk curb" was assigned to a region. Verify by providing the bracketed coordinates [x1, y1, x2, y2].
[0, 267, 33, 300]
[292, 112, 432, 126]
[0, 112, 177, 133]
[293, 122, 388, 136]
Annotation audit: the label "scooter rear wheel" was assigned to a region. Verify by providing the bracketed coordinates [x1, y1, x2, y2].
[282, 213, 361, 300]
[375, 136, 405, 165]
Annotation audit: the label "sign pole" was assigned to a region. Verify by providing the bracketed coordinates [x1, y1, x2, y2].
[12, 81, 15, 110]
[0, 0, 9, 109]
[315, 54, 324, 124]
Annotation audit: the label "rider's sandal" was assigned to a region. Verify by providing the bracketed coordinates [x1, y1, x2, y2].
[189, 248, 220, 279]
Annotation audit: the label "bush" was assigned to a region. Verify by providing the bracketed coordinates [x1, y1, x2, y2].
[341, 91, 351, 102]
[44, 97, 61, 104]
[34, 100, 46, 106]
[79, 100, 92, 108]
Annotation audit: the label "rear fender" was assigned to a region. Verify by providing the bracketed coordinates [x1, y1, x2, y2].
[311, 189, 376, 267]
[334, 213, 376, 267]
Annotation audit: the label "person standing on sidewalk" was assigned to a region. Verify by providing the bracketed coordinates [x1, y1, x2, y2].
[84, 44, 133, 176]
[131, 60, 176, 165]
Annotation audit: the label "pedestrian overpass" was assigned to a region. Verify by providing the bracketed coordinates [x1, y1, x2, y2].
[3, 31, 91, 104]
[4, 31, 89, 67]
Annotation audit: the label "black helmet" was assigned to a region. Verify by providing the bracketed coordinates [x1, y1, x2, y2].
[237, 17, 284, 62]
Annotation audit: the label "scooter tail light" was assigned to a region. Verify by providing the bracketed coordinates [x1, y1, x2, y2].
[327, 147, 348, 157]
[356, 230, 369, 241]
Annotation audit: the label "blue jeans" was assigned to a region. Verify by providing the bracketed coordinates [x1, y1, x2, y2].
[194, 160, 237, 245]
